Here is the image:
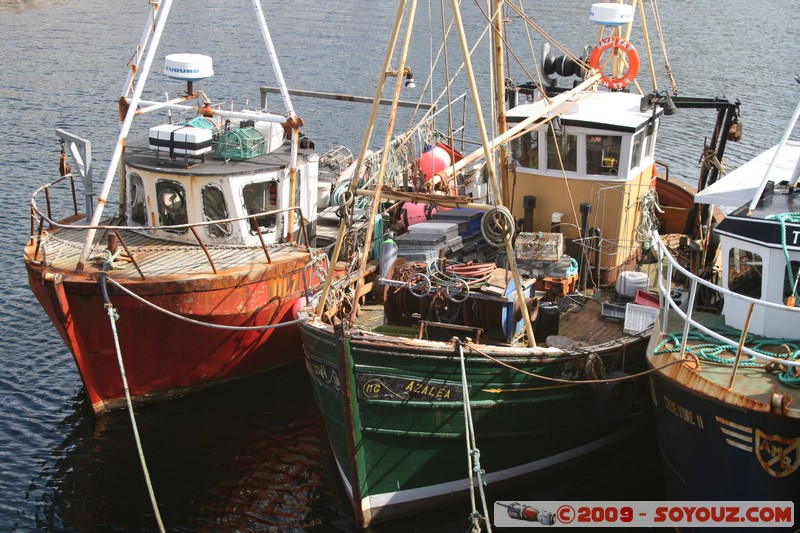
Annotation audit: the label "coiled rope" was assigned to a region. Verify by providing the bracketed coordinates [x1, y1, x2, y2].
[426, 261, 497, 286]
[654, 329, 800, 388]
[99, 273, 166, 533]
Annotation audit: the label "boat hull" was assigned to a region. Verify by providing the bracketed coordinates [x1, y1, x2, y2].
[26, 253, 313, 415]
[648, 351, 800, 501]
[300, 319, 650, 526]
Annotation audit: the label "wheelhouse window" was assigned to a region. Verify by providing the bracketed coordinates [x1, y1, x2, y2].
[511, 129, 539, 169]
[645, 129, 655, 158]
[728, 248, 762, 299]
[242, 180, 278, 232]
[586, 135, 622, 176]
[156, 179, 188, 231]
[546, 123, 577, 172]
[128, 172, 147, 225]
[631, 130, 646, 170]
[202, 185, 231, 238]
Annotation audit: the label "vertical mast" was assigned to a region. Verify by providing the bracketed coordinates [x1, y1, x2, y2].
[493, 0, 511, 208]
[348, 0, 419, 322]
[76, 0, 174, 272]
[449, 0, 537, 347]
[118, 6, 161, 219]
[316, 0, 411, 317]
[252, 0, 301, 242]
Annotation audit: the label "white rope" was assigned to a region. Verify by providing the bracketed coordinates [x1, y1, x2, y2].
[457, 341, 493, 533]
[105, 303, 166, 533]
[104, 276, 309, 331]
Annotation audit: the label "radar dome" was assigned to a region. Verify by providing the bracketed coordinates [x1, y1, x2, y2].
[589, 3, 633, 26]
[164, 54, 214, 82]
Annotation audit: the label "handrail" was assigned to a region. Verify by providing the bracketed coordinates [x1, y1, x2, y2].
[651, 230, 800, 368]
[29, 176, 314, 276]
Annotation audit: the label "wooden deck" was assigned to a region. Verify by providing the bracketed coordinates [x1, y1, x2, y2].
[352, 288, 633, 348]
[654, 308, 800, 410]
[29, 223, 310, 280]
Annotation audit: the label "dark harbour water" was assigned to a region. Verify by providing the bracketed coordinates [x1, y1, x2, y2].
[0, 1, 797, 531]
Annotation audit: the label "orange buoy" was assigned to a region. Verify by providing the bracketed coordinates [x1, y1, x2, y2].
[588, 35, 640, 90]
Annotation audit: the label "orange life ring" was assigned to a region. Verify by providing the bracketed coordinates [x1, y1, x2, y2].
[588, 36, 640, 89]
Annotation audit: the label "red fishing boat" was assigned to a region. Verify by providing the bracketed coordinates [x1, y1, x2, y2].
[23, 0, 343, 415]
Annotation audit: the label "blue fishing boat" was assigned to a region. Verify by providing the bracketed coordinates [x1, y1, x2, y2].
[647, 78, 800, 506]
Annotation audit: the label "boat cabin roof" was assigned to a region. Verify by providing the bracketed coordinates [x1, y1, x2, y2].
[124, 139, 316, 177]
[716, 183, 800, 251]
[507, 91, 656, 133]
[695, 140, 800, 208]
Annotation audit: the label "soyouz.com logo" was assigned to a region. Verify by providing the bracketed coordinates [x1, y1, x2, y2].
[493, 501, 795, 527]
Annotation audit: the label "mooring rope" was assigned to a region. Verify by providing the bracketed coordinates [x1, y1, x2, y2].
[100, 274, 166, 533]
[104, 276, 308, 331]
[464, 341, 681, 385]
[455, 339, 492, 533]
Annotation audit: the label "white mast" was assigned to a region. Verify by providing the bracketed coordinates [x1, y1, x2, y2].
[76, 0, 174, 272]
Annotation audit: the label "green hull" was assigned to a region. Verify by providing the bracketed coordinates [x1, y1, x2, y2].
[300, 319, 650, 526]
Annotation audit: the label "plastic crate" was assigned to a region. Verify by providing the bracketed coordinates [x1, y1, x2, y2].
[633, 289, 660, 309]
[623, 303, 659, 334]
[600, 301, 626, 322]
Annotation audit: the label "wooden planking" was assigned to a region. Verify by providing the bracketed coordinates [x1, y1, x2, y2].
[39, 224, 304, 279]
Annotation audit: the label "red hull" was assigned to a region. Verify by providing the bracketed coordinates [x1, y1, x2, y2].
[26, 254, 314, 414]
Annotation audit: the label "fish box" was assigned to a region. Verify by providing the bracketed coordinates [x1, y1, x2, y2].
[623, 303, 659, 335]
[433, 208, 483, 235]
[149, 124, 213, 156]
[254, 120, 286, 154]
[395, 231, 446, 250]
[515, 232, 565, 262]
[407, 221, 459, 240]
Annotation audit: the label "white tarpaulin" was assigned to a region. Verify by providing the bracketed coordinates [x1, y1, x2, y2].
[694, 140, 800, 207]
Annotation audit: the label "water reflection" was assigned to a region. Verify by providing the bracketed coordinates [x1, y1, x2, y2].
[34, 363, 355, 532]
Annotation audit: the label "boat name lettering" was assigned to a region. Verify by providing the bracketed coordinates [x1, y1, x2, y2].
[663, 395, 704, 428]
[165, 66, 201, 74]
[792, 230, 800, 245]
[356, 373, 462, 401]
[306, 360, 341, 392]
[404, 380, 452, 399]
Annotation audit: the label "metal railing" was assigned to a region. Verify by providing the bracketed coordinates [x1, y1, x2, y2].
[28, 173, 313, 277]
[651, 230, 800, 372]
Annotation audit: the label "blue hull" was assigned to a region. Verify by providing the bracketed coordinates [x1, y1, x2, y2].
[648, 372, 800, 501]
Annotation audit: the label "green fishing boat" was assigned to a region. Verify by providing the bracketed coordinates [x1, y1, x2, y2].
[298, 0, 719, 528]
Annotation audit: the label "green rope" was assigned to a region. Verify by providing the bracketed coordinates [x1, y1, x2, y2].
[655, 328, 800, 388]
[765, 212, 800, 299]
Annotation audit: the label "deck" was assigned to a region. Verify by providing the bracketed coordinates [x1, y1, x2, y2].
[352, 288, 634, 348]
[27, 222, 311, 280]
[653, 308, 800, 411]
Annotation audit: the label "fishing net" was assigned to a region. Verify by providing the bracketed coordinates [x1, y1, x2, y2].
[214, 127, 265, 160]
